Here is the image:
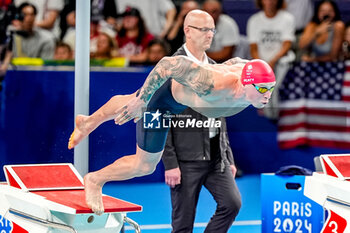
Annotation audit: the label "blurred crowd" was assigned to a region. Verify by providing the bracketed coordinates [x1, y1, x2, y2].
[0, 0, 349, 75]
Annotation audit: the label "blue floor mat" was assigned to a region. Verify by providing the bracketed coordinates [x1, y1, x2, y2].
[103, 174, 261, 232]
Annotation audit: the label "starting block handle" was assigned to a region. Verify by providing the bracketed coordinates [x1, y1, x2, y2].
[326, 196, 350, 208]
[8, 208, 77, 233]
[124, 216, 141, 233]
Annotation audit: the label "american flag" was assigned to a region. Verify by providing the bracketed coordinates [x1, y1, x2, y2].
[277, 61, 350, 149]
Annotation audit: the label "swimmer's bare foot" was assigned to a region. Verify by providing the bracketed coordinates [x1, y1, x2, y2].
[84, 173, 104, 215]
[68, 115, 91, 149]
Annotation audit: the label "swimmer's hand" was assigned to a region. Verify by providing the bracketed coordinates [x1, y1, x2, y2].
[114, 96, 146, 125]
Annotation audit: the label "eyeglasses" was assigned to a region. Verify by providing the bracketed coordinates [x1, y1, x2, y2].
[188, 25, 216, 34]
[252, 84, 275, 94]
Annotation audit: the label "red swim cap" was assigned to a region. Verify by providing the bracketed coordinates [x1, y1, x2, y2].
[241, 59, 275, 85]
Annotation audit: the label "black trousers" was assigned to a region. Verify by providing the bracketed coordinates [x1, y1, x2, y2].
[170, 158, 241, 233]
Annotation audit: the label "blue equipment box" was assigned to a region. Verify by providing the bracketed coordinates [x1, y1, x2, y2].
[0, 214, 12, 233]
[261, 174, 324, 233]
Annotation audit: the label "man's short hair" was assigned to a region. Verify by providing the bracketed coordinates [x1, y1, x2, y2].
[17, 2, 37, 16]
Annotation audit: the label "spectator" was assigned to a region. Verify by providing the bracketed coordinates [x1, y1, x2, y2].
[61, 9, 116, 54]
[341, 22, 350, 60]
[115, 0, 176, 38]
[130, 38, 171, 66]
[166, 0, 200, 54]
[284, 0, 313, 61]
[0, 0, 12, 9]
[247, 0, 295, 120]
[116, 7, 154, 63]
[91, 0, 118, 27]
[298, 0, 345, 62]
[14, 0, 64, 39]
[285, 0, 313, 34]
[145, 38, 171, 65]
[247, 0, 295, 69]
[0, 47, 11, 79]
[202, 0, 240, 63]
[91, 0, 118, 40]
[62, 10, 75, 51]
[89, 21, 99, 54]
[0, 1, 15, 74]
[59, 0, 75, 40]
[0, 2, 55, 77]
[11, 2, 55, 59]
[60, 0, 117, 40]
[54, 41, 73, 60]
[90, 31, 116, 59]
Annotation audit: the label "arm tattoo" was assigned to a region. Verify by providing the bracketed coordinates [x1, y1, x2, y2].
[223, 57, 249, 66]
[138, 56, 215, 103]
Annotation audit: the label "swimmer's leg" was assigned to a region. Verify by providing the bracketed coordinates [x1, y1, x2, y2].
[68, 92, 136, 149]
[84, 145, 162, 215]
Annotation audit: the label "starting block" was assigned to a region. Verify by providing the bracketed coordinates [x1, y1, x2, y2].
[304, 154, 350, 233]
[0, 163, 142, 233]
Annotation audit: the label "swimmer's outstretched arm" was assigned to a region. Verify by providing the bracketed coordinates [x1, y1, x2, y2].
[141, 56, 215, 100]
[115, 55, 216, 124]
